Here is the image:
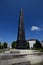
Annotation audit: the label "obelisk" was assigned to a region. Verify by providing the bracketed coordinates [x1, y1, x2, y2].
[16, 8, 27, 49]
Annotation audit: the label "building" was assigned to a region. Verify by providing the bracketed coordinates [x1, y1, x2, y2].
[27, 39, 36, 49]
[41, 41, 43, 47]
[27, 39, 43, 49]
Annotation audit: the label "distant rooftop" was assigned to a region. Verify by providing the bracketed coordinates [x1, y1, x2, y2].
[27, 39, 36, 41]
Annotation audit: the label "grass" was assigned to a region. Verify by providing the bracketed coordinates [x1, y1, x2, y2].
[32, 61, 43, 65]
[35, 48, 43, 52]
[31, 48, 43, 52]
[0, 49, 4, 53]
[39, 48, 43, 52]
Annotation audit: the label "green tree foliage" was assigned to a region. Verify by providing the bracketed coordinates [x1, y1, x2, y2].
[26, 42, 30, 49]
[33, 40, 42, 49]
[0, 42, 1, 49]
[3, 42, 8, 49]
[0, 42, 3, 49]
[11, 41, 16, 49]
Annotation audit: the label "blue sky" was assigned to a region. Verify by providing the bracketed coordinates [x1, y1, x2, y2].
[0, 0, 43, 46]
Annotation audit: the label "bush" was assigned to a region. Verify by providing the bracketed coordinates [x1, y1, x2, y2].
[11, 41, 16, 49]
[3, 42, 8, 49]
[0, 42, 3, 49]
[33, 40, 42, 49]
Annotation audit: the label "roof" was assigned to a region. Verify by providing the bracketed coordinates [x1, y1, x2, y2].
[27, 39, 36, 41]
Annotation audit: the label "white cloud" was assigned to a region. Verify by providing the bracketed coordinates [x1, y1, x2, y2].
[31, 26, 40, 31]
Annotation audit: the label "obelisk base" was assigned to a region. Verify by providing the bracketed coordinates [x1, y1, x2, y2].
[16, 40, 27, 49]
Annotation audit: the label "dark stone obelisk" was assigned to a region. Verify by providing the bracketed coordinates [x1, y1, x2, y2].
[16, 8, 27, 49]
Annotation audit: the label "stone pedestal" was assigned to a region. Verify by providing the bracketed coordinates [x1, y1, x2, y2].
[16, 40, 27, 49]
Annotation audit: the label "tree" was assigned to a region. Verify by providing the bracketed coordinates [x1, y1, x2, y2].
[26, 42, 30, 49]
[0, 42, 1, 49]
[3, 42, 8, 49]
[0, 42, 3, 49]
[11, 41, 16, 49]
[33, 40, 42, 49]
